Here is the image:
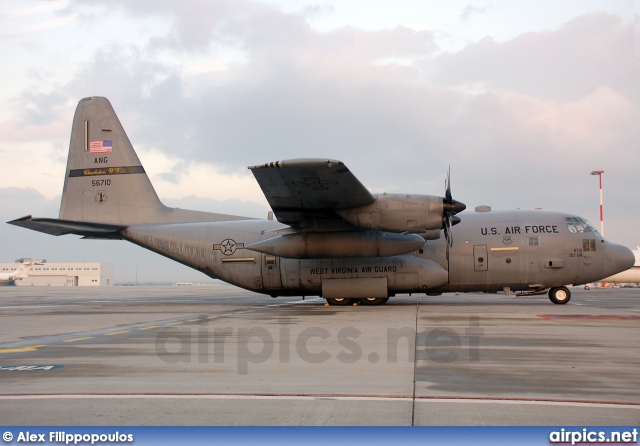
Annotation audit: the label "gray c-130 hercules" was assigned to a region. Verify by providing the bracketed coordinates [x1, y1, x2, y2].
[9, 97, 634, 305]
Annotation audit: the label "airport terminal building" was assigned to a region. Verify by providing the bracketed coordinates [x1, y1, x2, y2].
[0, 262, 114, 286]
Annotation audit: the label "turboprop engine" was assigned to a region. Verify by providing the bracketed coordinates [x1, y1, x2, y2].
[246, 160, 466, 259]
[246, 188, 466, 259]
[335, 193, 465, 234]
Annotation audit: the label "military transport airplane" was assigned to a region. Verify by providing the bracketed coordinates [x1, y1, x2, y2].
[0, 258, 44, 285]
[8, 97, 634, 305]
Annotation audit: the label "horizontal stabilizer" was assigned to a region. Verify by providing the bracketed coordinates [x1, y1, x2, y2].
[7, 216, 126, 239]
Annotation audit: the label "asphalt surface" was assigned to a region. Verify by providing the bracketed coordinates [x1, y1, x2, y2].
[0, 285, 638, 425]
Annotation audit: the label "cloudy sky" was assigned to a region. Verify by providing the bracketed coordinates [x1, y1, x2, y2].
[0, 0, 638, 284]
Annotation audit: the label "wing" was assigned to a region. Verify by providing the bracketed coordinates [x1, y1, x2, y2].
[249, 159, 375, 227]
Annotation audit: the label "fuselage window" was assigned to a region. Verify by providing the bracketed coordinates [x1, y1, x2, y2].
[582, 239, 597, 252]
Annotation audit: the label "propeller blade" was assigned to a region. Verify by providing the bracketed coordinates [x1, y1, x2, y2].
[442, 167, 465, 248]
[444, 214, 453, 247]
[445, 166, 452, 204]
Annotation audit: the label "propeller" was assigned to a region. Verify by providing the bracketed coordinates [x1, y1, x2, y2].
[442, 167, 466, 247]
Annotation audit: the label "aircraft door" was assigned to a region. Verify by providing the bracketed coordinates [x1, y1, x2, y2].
[473, 245, 488, 271]
[261, 254, 283, 290]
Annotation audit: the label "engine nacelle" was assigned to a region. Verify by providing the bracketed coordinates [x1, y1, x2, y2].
[419, 230, 441, 240]
[245, 230, 426, 259]
[336, 193, 444, 234]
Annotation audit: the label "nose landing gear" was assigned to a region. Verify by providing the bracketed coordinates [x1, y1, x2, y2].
[548, 286, 571, 304]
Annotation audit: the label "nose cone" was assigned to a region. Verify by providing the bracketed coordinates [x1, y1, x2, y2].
[602, 243, 635, 278]
[444, 200, 466, 215]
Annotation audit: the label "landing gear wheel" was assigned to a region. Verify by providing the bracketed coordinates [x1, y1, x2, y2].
[325, 297, 355, 306]
[358, 297, 389, 305]
[548, 286, 571, 304]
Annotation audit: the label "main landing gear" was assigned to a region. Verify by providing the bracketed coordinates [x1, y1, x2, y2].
[548, 286, 571, 304]
[325, 297, 390, 306]
[358, 297, 389, 305]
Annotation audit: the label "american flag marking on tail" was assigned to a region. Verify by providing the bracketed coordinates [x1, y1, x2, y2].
[89, 140, 113, 154]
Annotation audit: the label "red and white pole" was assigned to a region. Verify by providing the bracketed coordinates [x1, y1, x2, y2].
[590, 170, 604, 236]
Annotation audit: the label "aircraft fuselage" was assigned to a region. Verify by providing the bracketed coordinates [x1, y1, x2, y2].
[120, 209, 628, 298]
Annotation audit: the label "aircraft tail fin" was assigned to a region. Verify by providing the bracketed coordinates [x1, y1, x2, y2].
[9, 97, 249, 239]
[59, 97, 166, 224]
[11, 258, 43, 279]
[12, 262, 29, 278]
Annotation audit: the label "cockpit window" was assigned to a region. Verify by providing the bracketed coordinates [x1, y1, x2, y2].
[565, 217, 596, 233]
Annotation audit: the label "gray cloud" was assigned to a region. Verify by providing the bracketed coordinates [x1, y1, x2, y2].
[65, 0, 310, 53]
[163, 195, 269, 219]
[459, 4, 490, 23]
[430, 13, 638, 102]
[0, 188, 58, 218]
[13, 90, 67, 127]
[4, 3, 639, 256]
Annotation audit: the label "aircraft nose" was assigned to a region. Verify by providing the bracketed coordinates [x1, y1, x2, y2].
[602, 243, 635, 278]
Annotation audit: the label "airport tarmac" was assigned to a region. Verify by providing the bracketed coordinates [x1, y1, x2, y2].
[0, 285, 639, 425]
